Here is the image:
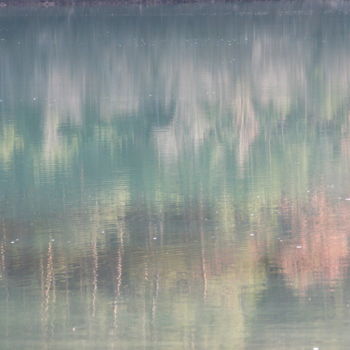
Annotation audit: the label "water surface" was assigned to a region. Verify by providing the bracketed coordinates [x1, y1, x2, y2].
[1, 3, 350, 349]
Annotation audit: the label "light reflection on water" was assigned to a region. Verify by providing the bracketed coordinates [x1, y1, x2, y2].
[1, 3, 350, 349]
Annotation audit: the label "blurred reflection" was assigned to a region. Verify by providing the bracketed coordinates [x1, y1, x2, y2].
[1, 3, 350, 349]
[279, 193, 350, 292]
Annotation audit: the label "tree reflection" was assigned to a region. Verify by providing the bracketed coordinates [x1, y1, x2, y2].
[1, 5, 350, 349]
[279, 193, 350, 292]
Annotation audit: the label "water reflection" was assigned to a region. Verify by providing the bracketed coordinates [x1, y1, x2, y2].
[1, 3, 350, 349]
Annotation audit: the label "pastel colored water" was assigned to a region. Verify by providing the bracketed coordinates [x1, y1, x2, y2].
[1, 3, 350, 349]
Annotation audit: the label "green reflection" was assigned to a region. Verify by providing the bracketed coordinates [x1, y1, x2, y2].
[1, 3, 350, 349]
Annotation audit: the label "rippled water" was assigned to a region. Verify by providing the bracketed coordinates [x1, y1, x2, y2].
[1, 3, 350, 349]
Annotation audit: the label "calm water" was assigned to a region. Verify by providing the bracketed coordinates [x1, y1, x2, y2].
[1, 3, 350, 349]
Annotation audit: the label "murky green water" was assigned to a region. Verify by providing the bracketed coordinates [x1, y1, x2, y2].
[1, 3, 350, 349]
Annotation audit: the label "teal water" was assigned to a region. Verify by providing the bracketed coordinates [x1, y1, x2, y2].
[1, 3, 350, 349]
